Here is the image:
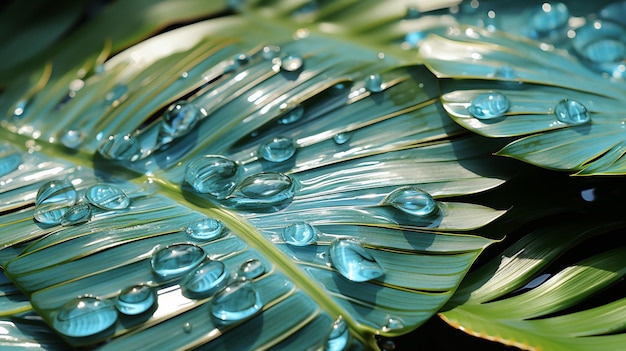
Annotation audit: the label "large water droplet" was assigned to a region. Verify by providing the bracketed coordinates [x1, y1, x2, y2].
[185, 217, 225, 241]
[105, 84, 129, 105]
[52, 296, 117, 337]
[333, 132, 351, 145]
[228, 172, 295, 209]
[60, 203, 92, 226]
[98, 134, 141, 162]
[150, 244, 206, 280]
[182, 260, 228, 298]
[282, 222, 318, 246]
[85, 184, 130, 210]
[60, 129, 84, 149]
[258, 137, 296, 162]
[572, 20, 626, 77]
[554, 99, 591, 125]
[328, 239, 384, 282]
[184, 155, 239, 199]
[280, 55, 304, 72]
[238, 258, 265, 280]
[34, 180, 77, 225]
[382, 186, 438, 217]
[326, 317, 350, 351]
[210, 280, 263, 322]
[159, 100, 201, 145]
[116, 284, 156, 315]
[278, 104, 304, 125]
[467, 92, 510, 119]
[365, 74, 384, 93]
[530, 2, 569, 35]
[0, 142, 22, 177]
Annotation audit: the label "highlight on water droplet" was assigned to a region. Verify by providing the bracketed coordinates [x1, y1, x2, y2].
[98, 134, 141, 162]
[183, 322, 193, 333]
[186, 217, 225, 241]
[328, 239, 384, 282]
[159, 100, 202, 145]
[34, 180, 78, 225]
[227, 172, 296, 209]
[333, 132, 351, 145]
[364, 73, 384, 93]
[382, 317, 404, 332]
[150, 243, 206, 280]
[261, 45, 281, 60]
[116, 284, 157, 315]
[0, 142, 22, 177]
[278, 103, 304, 125]
[238, 258, 265, 280]
[12, 99, 28, 117]
[182, 259, 228, 298]
[282, 222, 318, 246]
[326, 317, 350, 351]
[60, 129, 85, 149]
[60, 203, 92, 226]
[554, 99, 591, 125]
[467, 92, 510, 119]
[280, 54, 304, 72]
[530, 2, 569, 37]
[184, 155, 240, 199]
[105, 84, 129, 106]
[210, 280, 263, 322]
[258, 136, 296, 162]
[85, 184, 131, 210]
[382, 186, 438, 217]
[572, 19, 626, 77]
[52, 296, 117, 337]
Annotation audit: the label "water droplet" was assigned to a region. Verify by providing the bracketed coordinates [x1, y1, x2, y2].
[13, 99, 28, 117]
[60, 203, 92, 226]
[258, 137, 296, 162]
[365, 74, 384, 93]
[326, 317, 350, 351]
[185, 217, 225, 241]
[159, 101, 201, 145]
[467, 92, 510, 119]
[282, 222, 318, 246]
[210, 280, 263, 322]
[280, 55, 304, 72]
[382, 186, 438, 217]
[184, 155, 240, 199]
[333, 132, 351, 145]
[98, 134, 141, 162]
[60, 129, 84, 149]
[554, 99, 591, 125]
[228, 172, 295, 209]
[493, 65, 516, 79]
[238, 258, 265, 280]
[328, 239, 384, 282]
[183, 322, 193, 333]
[382, 317, 404, 332]
[181, 260, 228, 298]
[261, 45, 281, 60]
[105, 84, 129, 105]
[85, 184, 131, 210]
[151, 244, 206, 280]
[0, 142, 22, 177]
[572, 20, 626, 77]
[530, 2, 569, 35]
[380, 339, 397, 351]
[34, 180, 77, 225]
[52, 296, 117, 337]
[116, 285, 156, 315]
[278, 104, 304, 125]
[404, 31, 426, 48]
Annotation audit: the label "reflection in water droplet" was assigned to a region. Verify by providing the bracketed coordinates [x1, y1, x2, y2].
[365, 74, 384, 93]
[382, 186, 438, 217]
[185, 155, 239, 199]
[380, 339, 397, 351]
[280, 55, 304, 72]
[554, 99, 591, 125]
[572, 20, 626, 77]
[282, 222, 318, 246]
[116, 285, 156, 315]
[53, 296, 117, 337]
[210, 280, 263, 322]
[105, 84, 129, 105]
[186, 217, 225, 241]
[0, 142, 22, 177]
[228, 172, 296, 209]
[333, 132, 351, 145]
[468, 92, 510, 119]
[258, 137, 296, 162]
[60, 129, 84, 149]
[60, 203, 92, 226]
[238, 258, 265, 280]
[278, 104, 304, 125]
[328, 239, 384, 282]
[98, 134, 141, 162]
[182, 260, 228, 298]
[151, 244, 206, 280]
[531, 2, 569, 35]
[34, 180, 77, 224]
[159, 101, 201, 145]
[493, 65, 516, 80]
[85, 184, 130, 210]
[326, 317, 350, 351]
[382, 317, 404, 332]
[183, 322, 193, 333]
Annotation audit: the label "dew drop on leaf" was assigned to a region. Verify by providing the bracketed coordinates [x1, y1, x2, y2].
[185, 217, 225, 241]
[530, 2, 569, 35]
[554, 99, 591, 125]
[382, 317, 404, 332]
[0, 142, 22, 177]
[184, 155, 239, 199]
[98, 134, 141, 162]
[261, 45, 281, 60]
[12, 99, 28, 117]
[34, 180, 77, 225]
[183, 322, 193, 333]
[85, 184, 130, 210]
[115, 284, 156, 315]
[382, 186, 438, 217]
[258, 136, 296, 162]
[467, 92, 510, 119]
[280, 54, 304, 72]
[60, 129, 84, 149]
[227, 172, 296, 209]
[238, 258, 265, 280]
[326, 317, 350, 351]
[150, 244, 206, 280]
[328, 239, 384, 282]
[105, 84, 129, 105]
[210, 280, 263, 322]
[364, 73, 384, 93]
[159, 100, 201, 145]
[60, 203, 92, 226]
[278, 103, 304, 125]
[52, 296, 117, 337]
[333, 132, 351, 145]
[282, 222, 318, 246]
[182, 260, 228, 298]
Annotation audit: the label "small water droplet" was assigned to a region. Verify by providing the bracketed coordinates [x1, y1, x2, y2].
[159, 101, 201, 145]
[210, 280, 263, 322]
[530, 2, 569, 35]
[52, 296, 117, 337]
[0, 142, 22, 177]
[326, 317, 350, 351]
[13, 99, 28, 117]
[333, 132, 351, 145]
[280, 55, 304, 72]
[328, 239, 384, 282]
[258, 137, 296, 162]
[60, 203, 92, 226]
[34, 180, 77, 225]
[85, 184, 130, 210]
[365, 74, 384, 93]
[228, 172, 296, 209]
[382, 186, 438, 217]
[261, 45, 281, 60]
[282, 222, 318, 246]
[151, 244, 206, 280]
[181, 260, 228, 298]
[116, 285, 156, 315]
[238, 258, 265, 280]
[382, 317, 404, 332]
[554, 99, 591, 125]
[494, 65, 516, 79]
[98, 134, 141, 162]
[186, 217, 225, 241]
[380, 339, 397, 351]
[105, 84, 129, 105]
[184, 155, 240, 199]
[467, 92, 510, 119]
[60, 129, 84, 149]
[278, 104, 304, 125]
[183, 322, 193, 333]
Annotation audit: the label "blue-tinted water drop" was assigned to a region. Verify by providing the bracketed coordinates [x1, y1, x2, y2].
[280, 55, 304, 72]
[98, 134, 141, 162]
[228, 172, 296, 209]
[210, 280, 263, 322]
[159, 100, 201, 145]
[258, 137, 296, 162]
[150, 244, 206, 280]
[278, 104, 304, 125]
[365, 74, 384, 93]
[182, 260, 228, 298]
[326, 317, 350, 351]
[554, 99, 591, 125]
[183, 322, 193, 333]
[467, 92, 510, 119]
[52, 296, 117, 337]
[333, 132, 351, 145]
[186, 217, 225, 241]
[573, 20, 626, 78]
[382, 186, 438, 217]
[404, 31, 426, 48]
[184, 155, 239, 199]
[116, 284, 156, 315]
[238, 258, 265, 280]
[328, 239, 384, 282]
[382, 317, 404, 332]
[60, 203, 92, 226]
[60, 129, 84, 149]
[261, 45, 281, 60]
[85, 184, 130, 210]
[530, 2, 569, 35]
[34, 180, 77, 225]
[0, 142, 22, 177]
[13, 99, 28, 117]
[105, 84, 128, 105]
[282, 222, 318, 246]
